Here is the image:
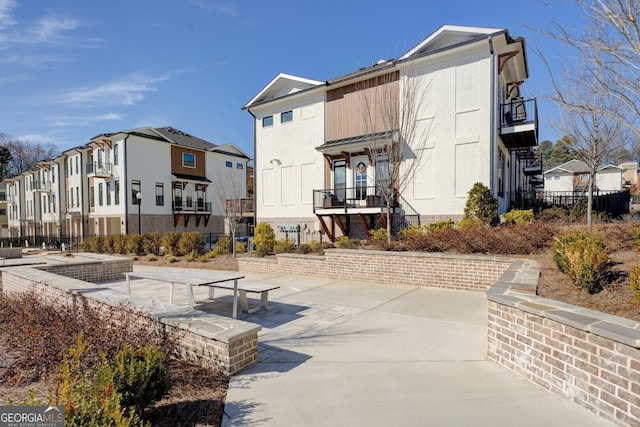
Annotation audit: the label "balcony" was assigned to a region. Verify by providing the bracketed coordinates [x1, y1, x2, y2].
[172, 199, 212, 213]
[313, 186, 387, 213]
[225, 198, 254, 217]
[32, 181, 51, 192]
[86, 162, 113, 178]
[499, 98, 538, 150]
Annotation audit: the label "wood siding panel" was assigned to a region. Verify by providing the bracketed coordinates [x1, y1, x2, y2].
[326, 72, 399, 142]
[171, 146, 206, 177]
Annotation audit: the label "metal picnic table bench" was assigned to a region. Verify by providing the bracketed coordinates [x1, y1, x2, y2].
[123, 269, 279, 318]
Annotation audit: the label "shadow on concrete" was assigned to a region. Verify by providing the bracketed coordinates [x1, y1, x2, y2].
[222, 399, 271, 427]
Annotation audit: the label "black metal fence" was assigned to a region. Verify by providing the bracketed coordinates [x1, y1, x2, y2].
[499, 189, 630, 217]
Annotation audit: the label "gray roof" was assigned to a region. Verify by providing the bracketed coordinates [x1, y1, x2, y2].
[153, 127, 217, 150]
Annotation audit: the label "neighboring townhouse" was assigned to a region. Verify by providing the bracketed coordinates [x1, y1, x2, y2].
[543, 159, 623, 193]
[35, 156, 67, 241]
[243, 25, 539, 242]
[619, 161, 639, 191]
[63, 146, 91, 242]
[5, 176, 24, 240]
[84, 126, 249, 236]
[0, 183, 8, 238]
[20, 170, 41, 240]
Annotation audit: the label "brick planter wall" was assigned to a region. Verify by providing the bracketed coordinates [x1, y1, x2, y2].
[487, 259, 640, 427]
[1, 264, 260, 375]
[0, 248, 22, 259]
[239, 249, 512, 291]
[38, 257, 133, 282]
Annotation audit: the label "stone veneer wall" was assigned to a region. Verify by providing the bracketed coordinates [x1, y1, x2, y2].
[238, 249, 512, 291]
[1, 263, 259, 375]
[241, 250, 640, 426]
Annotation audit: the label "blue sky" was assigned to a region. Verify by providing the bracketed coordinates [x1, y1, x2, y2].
[0, 0, 583, 156]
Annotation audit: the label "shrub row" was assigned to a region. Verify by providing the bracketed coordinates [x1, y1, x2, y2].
[82, 232, 206, 256]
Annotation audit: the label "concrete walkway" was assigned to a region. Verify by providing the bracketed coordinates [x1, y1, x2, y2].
[112, 267, 616, 426]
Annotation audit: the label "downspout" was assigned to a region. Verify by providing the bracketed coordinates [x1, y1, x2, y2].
[122, 133, 131, 234]
[247, 109, 258, 228]
[74, 148, 86, 241]
[489, 35, 497, 196]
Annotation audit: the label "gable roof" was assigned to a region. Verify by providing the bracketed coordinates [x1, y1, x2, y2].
[544, 159, 623, 175]
[153, 127, 217, 151]
[242, 73, 324, 110]
[400, 25, 505, 59]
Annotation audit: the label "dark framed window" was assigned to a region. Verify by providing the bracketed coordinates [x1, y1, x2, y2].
[131, 180, 141, 205]
[155, 182, 164, 206]
[237, 163, 243, 169]
[225, 161, 232, 168]
[183, 152, 196, 168]
[114, 181, 120, 205]
[98, 183, 104, 206]
[89, 186, 95, 208]
[113, 144, 119, 165]
[106, 181, 112, 205]
[281, 111, 293, 123]
[262, 116, 273, 127]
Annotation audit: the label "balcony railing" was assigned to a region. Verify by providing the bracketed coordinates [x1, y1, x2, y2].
[173, 199, 212, 213]
[225, 198, 254, 216]
[499, 98, 538, 149]
[86, 162, 113, 177]
[313, 186, 388, 211]
[32, 181, 51, 192]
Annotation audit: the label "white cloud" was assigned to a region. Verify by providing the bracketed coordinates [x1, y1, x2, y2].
[0, 0, 16, 31]
[185, 0, 237, 16]
[51, 112, 123, 127]
[57, 73, 171, 107]
[27, 14, 78, 41]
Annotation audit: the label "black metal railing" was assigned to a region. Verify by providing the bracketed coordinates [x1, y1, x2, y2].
[500, 98, 537, 129]
[173, 200, 212, 213]
[225, 198, 254, 215]
[32, 181, 51, 192]
[86, 162, 113, 176]
[498, 189, 630, 217]
[313, 186, 389, 211]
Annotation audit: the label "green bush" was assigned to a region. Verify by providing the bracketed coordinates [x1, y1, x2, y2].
[335, 236, 361, 249]
[552, 232, 610, 293]
[457, 217, 487, 230]
[295, 244, 311, 254]
[216, 235, 232, 255]
[102, 235, 116, 254]
[274, 239, 294, 254]
[629, 264, 640, 304]
[253, 223, 276, 257]
[235, 242, 247, 254]
[82, 236, 104, 254]
[308, 240, 332, 254]
[425, 219, 455, 234]
[104, 344, 171, 415]
[113, 234, 128, 254]
[178, 232, 204, 257]
[400, 225, 424, 239]
[125, 235, 144, 255]
[370, 228, 388, 249]
[142, 233, 162, 255]
[161, 232, 181, 256]
[502, 209, 534, 225]
[463, 182, 499, 226]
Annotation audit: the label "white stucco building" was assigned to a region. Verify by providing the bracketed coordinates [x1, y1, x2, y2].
[544, 159, 623, 193]
[243, 25, 539, 242]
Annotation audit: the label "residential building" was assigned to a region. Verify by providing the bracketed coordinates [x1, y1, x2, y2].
[5, 176, 24, 240]
[0, 183, 7, 238]
[243, 25, 538, 242]
[84, 126, 249, 237]
[619, 161, 639, 192]
[543, 159, 623, 193]
[36, 156, 67, 241]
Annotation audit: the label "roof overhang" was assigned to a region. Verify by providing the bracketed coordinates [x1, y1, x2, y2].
[316, 131, 396, 156]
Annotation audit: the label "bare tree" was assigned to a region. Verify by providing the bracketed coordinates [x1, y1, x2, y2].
[358, 63, 430, 243]
[0, 133, 57, 177]
[543, 0, 640, 139]
[215, 169, 248, 257]
[552, 67, 628, 226]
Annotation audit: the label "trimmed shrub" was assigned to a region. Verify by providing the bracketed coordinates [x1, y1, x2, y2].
[253, 223, 276, 257]
[142, 232, 162, 255]
[161, 232, 181, 256]
[82, 236, 104, 253]
[457, 217, 487, 231]
[335, 236, 361, 249]
[113, 234, 128, 254]
[552, 232, 610, 293]
[125, 235, 144, 255]
[102, 235, 116, 254]
[536, 206, 569, 223]
[295, 244, 311, 254]
[629, 264, 640, 304]
[425, 219, 455, 234]
[502, 209, 534, 225]
[463, 182, 499, 226]
[235, 242, 247, 254]
[308, 240, 332, 254]
[274, 239, 294, 254]
[178, 232, 204, 257]
[216, 235, 232, 255]
[370, 228, 389, 249]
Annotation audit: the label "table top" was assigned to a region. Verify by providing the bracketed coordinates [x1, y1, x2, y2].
[126, 269, 244, 285]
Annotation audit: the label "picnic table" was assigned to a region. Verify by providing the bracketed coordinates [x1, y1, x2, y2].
[124, 269, 279, 318]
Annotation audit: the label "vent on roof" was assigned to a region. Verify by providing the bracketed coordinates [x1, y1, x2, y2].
[166, 127, 191, 137]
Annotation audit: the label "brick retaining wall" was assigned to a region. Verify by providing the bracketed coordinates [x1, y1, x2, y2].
[0, 248, 22, 259]
[239, 249, 512, 291]
[37, 257, 133, 282]
[1, 263, 260, 375]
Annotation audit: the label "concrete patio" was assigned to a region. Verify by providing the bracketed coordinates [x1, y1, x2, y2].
[99, 265, 616, 427]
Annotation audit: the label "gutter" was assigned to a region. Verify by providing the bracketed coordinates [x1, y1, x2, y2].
[489, 35, 497, 194]
[122, 133, 130, 234]
[247, 108, 258, 225]
[73, 148, 86, 240]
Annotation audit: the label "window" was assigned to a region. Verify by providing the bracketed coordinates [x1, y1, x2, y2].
[281, 111, 293, 123]
[106, 182, 112, 205]
[262, 116, 273, 127]
[75, 156, 79, 175]
[69, 189, 73, 208]
[114, 181, 120, 205]
[113, 144, 119, 165]
[52, 167, 55, 183]
[226, 161, 232, 168]
[75, 187, 79, 207]
[52, 194, 56, 213]
[237, 163, 243, 169]
[43, 195, 47, 214]
[98, 183, 103, 206]
[580, 174, 589, 182]
[155, 183, 164, 206]
[182, 153, 196, 168]
[355, 161, 367, 200]
[131, 180, 141, 205]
